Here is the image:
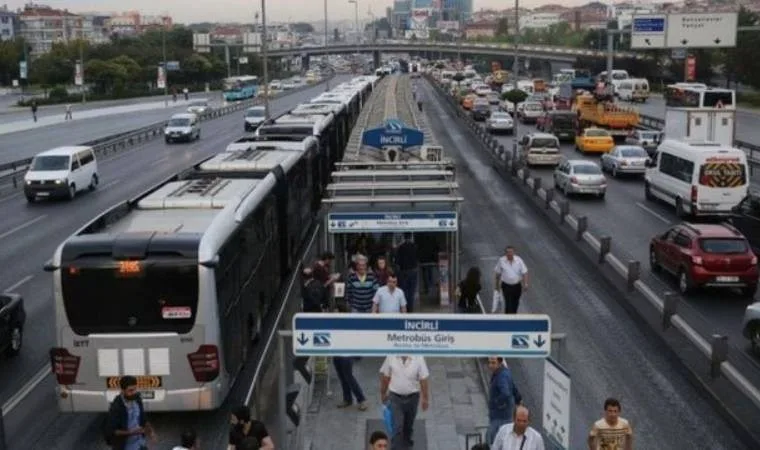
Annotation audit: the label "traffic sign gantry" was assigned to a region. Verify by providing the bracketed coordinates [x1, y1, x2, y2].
[292, 313, 552, 357]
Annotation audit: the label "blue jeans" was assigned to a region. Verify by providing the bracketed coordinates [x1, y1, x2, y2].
[421, 264, 437, 294]
[487, 418, 511, 445]
[333, 357, 365, 404]
[398, 269, 418, 312]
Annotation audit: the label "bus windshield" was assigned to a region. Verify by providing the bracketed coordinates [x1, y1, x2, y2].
[61, 262, 199, 334]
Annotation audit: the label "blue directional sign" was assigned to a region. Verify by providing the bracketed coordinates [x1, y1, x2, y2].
[292, 313, 552, 357]
[361, 118, 425, 149]
[633, 17, 665, 33]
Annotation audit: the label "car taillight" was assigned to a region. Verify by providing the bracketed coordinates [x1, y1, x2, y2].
[691, 185, 698, 204]
[187, 345, 220, 382]
[752, 255, 757, 265]
[691, 255, 703, 265]
[50, 348, 80, 385]
[570, 177, 579, 184]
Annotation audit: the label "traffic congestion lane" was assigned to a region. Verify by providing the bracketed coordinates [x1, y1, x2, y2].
[0, 90, 221, 120]
[626, 96, 759, 143]
[0, 77, 348, 450]
[423, 80, 746, 450]
[485, 116, 760, 367]
[0, 78, 347, 408]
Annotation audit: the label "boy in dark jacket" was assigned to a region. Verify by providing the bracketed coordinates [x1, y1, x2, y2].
[105, 375, 155, 450]
[486, 357, 521, 445]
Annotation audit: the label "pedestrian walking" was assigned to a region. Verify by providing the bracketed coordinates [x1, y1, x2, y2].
[379, 355, 430, 450]
[30, 101, 38, 122]
[172, 429, 199, 450]
[416, 91, 424, 111]
[374, 255, 391, 286]
[457, 266, 482, 313]
[394, 233, 418, 312]
[183, 87, 189, 100]
[372, 273, 407, 313]
[301, 267, 327, 313]
[345, 255, 379, 313]
[64, 104, 72, 120]
[588, 398, 633, 450]
[228, 405, 274, 450]
[103, 375, 156, 450]
[493, 246, 529, 314]
[369, 430, 389, 450]
[486, 357, 522, 444]
[491, 405, 545, 450]
[312, 251, 340, 307]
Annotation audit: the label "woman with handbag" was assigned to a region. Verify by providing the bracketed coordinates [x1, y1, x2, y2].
[456, 267, 482, 314]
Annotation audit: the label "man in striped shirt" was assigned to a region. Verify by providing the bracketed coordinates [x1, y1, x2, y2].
[346, 255, 379, 313]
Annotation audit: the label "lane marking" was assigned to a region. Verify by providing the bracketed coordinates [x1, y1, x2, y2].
[1, 364, 51, 416]
[99, 179, 121, 191]
[154, 155, 170, 164]
[635, 202, 671, 224]
[3, 275, 33, 292]
[0, 214, 48, 240]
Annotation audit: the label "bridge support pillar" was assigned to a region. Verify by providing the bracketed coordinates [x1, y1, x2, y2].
[373, 50, 381, 71]
[301, 54, 310, 72]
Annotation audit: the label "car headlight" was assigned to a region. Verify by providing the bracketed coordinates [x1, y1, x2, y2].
[25, 180, 32, 185]
[55, 179, 64, 184]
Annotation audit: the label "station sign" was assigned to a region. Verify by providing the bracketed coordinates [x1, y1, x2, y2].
[327, 212, 457, 233]
[292, 313, 552, 357]
[362, 118, 424, 149]
[543, 358, 571, 450]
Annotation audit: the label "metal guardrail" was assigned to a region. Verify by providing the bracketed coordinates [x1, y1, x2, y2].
[428, 75, 760, 446]
[0, 77, 335, 195]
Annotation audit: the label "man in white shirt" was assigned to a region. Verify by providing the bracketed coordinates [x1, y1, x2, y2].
[379, 356, 430, 450]
[372, 273, 408, 313]
[492, 405, 545, 450]
[493, 246, 529, 314]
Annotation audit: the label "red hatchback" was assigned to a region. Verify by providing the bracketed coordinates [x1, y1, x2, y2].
[649, 223, 759, 297]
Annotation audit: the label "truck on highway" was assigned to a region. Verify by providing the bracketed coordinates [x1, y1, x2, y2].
[662, 85, 736, 147]
[574, 93, 640, 139]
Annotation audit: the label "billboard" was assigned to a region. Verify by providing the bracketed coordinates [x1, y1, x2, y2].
[436, 20, 460, 30]
[410, 8, 431, 31]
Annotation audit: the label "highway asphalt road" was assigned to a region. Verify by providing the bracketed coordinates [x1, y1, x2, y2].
[0, 77, 349, 450]
[630, 96, 760, 144]
[422, 80, 746, 449]
[0, 97, 230, 164]
[0, 90, 222, 120]
[460, 98, 760, 380]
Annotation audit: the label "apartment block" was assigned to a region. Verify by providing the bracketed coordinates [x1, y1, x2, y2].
[18, 4, 92, 55]
[0, 4, 17, 41]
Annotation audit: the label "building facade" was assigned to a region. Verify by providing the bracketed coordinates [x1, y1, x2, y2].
[0, 4, 17, 41]
[18, 5, 92, 55]
[464, 20, 495, 39]
[520, 12, 561, 29]
[106, 11, 172, 36]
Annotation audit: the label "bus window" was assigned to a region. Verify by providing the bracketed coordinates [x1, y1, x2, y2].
[703, 91, 734, 108]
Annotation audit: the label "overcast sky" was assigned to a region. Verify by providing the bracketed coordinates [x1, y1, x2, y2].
[5, 0, 596, 24]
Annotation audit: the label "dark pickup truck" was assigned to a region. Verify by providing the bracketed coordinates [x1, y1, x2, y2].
[0, 293, 25, 358]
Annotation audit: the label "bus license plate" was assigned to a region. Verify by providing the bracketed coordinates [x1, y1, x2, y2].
[716, 276, 739, 283]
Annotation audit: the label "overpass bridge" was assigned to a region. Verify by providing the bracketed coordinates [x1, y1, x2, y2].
[264, 39, 643, 65]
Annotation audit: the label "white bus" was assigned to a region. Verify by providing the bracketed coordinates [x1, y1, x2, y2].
[46, 139, 320, 412]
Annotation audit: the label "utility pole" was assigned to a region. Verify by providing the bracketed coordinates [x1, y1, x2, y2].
[512, 0, 521, 161]
[261, 0, 270, 119]
[162, 19, 168, 107]
[324, 0, 330, 91]
[79, 39, 86, 103]
[348, 0, 359, 44]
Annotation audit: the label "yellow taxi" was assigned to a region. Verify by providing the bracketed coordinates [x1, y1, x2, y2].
[462, 94, 477, 110]
[575, 127, 615, 154]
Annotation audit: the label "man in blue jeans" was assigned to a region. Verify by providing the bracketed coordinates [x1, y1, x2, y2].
[394, 233, 418, 312]
[486, 356, 521, 445]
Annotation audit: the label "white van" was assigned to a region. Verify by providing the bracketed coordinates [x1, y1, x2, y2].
[23, 146, 99, 203]
[617, 78, 650, 102]
[164, 113, 200, 143]
[644, 140, 749, 217]
[519, 133, 562, 167]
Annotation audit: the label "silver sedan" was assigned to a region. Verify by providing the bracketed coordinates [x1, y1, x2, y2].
[486, 112, 514, 134]
[600, 145, 650, 177]
[553, 159, 607, 199]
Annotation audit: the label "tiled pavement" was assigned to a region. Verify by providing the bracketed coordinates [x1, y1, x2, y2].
[301, 302, 491, 450]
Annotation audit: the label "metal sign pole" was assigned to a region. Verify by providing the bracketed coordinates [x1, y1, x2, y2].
[277, 332, 288, 449]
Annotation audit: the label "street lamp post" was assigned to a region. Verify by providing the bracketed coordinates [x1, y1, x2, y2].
[324, 0, 330, 91]
[162, 19, 168, 107]
[260, 0, 270, 119]
[79, 39, 86, 103]
[512, 0, 521, 161]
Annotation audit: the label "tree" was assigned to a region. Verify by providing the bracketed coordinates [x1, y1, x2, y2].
[495, 18, 509, 38]
[722, 7, 760, 88]
[501, 88, 528, 105]
[85, 59, 127, 94]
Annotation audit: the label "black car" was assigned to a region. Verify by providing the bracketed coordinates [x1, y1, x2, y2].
[730, 194, 760, 256]
[0, 293, 25, 358]
[471, 103, 491, 121]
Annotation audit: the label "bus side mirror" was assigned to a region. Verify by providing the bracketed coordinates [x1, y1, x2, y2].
[43, 261, 58, 272]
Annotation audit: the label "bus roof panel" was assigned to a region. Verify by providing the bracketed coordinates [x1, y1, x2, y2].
[137, 178, 262, 210]
[200, 149, 299, 173]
